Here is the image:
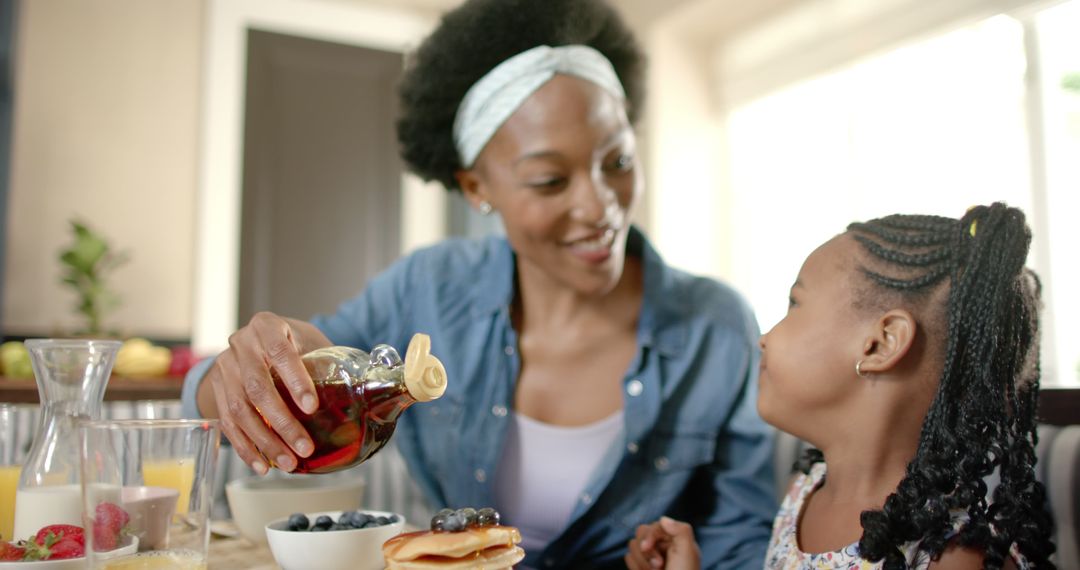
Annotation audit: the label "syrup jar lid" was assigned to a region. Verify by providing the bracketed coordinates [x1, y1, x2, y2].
[403, 333, 447, 402]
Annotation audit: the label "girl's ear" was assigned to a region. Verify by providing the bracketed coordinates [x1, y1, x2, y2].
[858, 309, 916, 374]
[454, 169, 489, 211]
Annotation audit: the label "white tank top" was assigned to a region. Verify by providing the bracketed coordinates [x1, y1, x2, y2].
[493, 410, 625, 554]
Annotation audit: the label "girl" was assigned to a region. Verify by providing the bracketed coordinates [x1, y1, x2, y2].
[627, 203, 1055, 569]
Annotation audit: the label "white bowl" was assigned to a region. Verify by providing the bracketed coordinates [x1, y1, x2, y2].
[0, 537, 138, 569]
[225, 475, 365, 544]
[265, 510, 405, 570]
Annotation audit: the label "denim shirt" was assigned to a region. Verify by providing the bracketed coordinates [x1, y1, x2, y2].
[182, 227, 777, 568]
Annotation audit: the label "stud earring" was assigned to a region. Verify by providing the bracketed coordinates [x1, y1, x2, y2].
[855, 360, 868, 378]
[478, 201, 493, 215]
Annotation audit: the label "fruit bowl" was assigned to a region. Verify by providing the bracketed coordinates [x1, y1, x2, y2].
[225, 474, 365, 544]
[265, 510, 405, 570]
[0, 539, 138, 569]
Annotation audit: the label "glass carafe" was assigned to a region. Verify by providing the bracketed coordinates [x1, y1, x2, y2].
[270, 333, 447, 474]
[12, 339, 121, 539]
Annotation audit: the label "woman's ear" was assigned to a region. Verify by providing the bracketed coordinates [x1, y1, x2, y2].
[858, 309, 916, 374]
[454, 169, 489, 211]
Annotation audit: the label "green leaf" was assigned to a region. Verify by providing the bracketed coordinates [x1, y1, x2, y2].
[1064, 72, 1080, 94]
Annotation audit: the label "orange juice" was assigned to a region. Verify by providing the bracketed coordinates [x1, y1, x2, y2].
[142, 458, 195, 515]
[98, 550, 207, 569]
[0, 465, 19, 540]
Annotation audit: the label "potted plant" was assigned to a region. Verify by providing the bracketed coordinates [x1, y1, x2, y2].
[58, 219, 129, 337]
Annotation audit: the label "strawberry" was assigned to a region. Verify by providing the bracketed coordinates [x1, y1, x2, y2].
[0, 541, 25, 561]
[92, 502, 130, 551]
[43, 537, 84, 560]
[34, 524, 84, 547]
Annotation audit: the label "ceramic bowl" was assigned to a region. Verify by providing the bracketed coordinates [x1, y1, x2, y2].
[225, 475, 365, 544]
[121, 486, 179, 551]
[265, 510, 405, 570]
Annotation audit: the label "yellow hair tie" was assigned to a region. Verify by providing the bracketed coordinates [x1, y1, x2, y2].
[969, 220, 978, 237]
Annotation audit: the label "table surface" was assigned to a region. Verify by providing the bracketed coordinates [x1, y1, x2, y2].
[208, 521, 280, 569]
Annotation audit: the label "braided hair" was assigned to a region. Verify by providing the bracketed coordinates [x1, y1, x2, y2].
[820, 203, 1055, 568]
[396, 0, 645, 192]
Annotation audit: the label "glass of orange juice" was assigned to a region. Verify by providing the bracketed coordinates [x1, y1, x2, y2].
[0, 404, 20, 542]
[79, 419, 220, 569]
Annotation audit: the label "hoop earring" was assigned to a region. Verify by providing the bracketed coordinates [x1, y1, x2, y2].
[478, 201, 493, 216]
[855, 360, 868, 378]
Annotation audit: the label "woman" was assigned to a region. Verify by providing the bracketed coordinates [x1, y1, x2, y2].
[181, 0, 776, 566]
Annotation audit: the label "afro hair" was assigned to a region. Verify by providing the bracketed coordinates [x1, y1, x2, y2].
[396, 0, 646, 192]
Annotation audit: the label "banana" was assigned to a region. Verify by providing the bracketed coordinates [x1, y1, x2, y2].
[114, 338, 172, 378]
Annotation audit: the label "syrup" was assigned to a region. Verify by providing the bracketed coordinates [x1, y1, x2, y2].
[265, 334, 446, 474]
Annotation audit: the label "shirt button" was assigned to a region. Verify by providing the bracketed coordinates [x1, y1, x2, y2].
[492, 405, 508, 417]
[626, 379, 643, 397]
[474, 469, 487, 483]
[654, 456, 670, 472]
[504, 345, 515, 356]
[627, 442, 639, 454]
[544, 559, 555, 568]
[581, 493, 592, 505]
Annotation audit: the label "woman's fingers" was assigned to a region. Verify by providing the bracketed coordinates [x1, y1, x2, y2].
[252, 312, 318, 415]
[209, 360, 266, 473]
[225, 317, 315, 459]
[225, 335, 306, 471]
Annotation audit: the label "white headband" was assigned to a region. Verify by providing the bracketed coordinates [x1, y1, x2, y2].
[452, 44, 627, 168]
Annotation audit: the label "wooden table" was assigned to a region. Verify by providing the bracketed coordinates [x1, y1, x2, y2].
[0, 376, 184, 403]
[207, 521, 280, 569]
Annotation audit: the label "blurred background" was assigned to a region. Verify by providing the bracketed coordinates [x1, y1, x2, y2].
[0, 0, 1076, 387]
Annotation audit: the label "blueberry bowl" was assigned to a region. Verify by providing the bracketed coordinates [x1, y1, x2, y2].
[264, 510, 405, 570]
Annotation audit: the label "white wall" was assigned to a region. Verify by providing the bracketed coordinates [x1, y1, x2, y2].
[3, 0, 204, 339]
[1, 0, 440, 348]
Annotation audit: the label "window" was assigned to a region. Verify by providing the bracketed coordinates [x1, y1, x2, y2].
[725, 3, 1079, 386]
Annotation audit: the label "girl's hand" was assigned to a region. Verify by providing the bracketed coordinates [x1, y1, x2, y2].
[625, 517, 701, 570]
[196, 312, 331, 474]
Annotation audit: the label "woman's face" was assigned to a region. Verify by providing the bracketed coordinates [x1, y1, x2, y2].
[757, 235, 870, 441]
[460, 74, 642, 297]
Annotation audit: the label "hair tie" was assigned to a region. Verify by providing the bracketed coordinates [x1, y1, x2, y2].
[453, 45, 626, 168]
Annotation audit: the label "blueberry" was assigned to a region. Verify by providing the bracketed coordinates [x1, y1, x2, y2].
[361, 519, 378, 528]
[310, 525, 327, 532]
[331, 523, 349, 531]
[458, 508, 478, 527]
[286, 513, 310, 531]
[375, 516, 390, 526]
[477, 508, 499, 527]
[314, 515, 334, 530]
[431, 508, 454, 531]
[442, 510, 467, 532]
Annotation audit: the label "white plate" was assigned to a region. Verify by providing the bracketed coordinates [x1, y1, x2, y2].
[0, 538, 139, 569]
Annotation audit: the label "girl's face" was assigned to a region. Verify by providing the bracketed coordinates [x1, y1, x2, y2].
[459, 74, 642, 297]
[757, 235, 871, 441]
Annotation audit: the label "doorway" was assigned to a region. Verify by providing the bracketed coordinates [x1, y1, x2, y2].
[237, 29, 403, 324]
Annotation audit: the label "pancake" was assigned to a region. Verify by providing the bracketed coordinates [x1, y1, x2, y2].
[383, 526, 525, 570]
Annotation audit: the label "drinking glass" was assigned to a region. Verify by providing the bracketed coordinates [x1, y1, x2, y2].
[80, 419, 220, 569]
[0, 403, 19, 541]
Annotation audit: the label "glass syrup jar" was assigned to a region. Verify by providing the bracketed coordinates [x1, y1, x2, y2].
[271, 333, 447, 474]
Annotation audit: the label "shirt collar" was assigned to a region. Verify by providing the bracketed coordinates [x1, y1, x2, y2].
[469, 226, 688, 358]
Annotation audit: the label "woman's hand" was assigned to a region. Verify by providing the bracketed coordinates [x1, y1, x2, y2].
[625, 517, 701, 570]
[195, 312, 332, 474]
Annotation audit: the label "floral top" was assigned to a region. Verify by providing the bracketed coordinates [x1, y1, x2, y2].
[765, 462, 1030, 569]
